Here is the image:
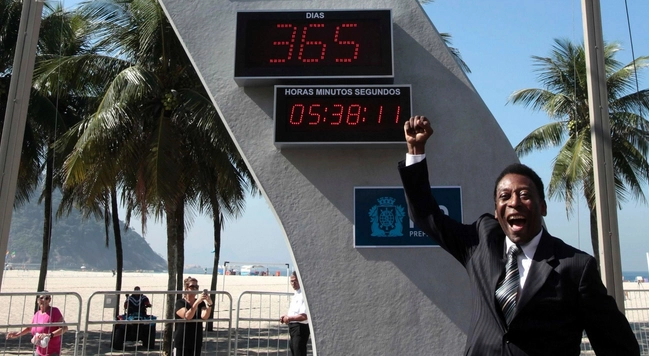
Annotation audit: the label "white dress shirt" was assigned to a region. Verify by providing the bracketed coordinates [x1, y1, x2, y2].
[287, 289, 308, 324]
[504, 230, 542, 290]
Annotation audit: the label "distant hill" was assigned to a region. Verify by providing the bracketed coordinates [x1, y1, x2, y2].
[7, 191, 167, 272]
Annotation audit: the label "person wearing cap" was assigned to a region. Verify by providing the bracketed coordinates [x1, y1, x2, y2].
[7, 292, 67, 356]
[124, 286, 151, 317]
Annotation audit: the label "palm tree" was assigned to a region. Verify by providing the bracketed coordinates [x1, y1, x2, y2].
[440, 32, 471, 74]
[56, 167, 124, 309]
[508, 38, 649, 261]
[30, 1, 99, 297]
[53, 1, 255, 352]
[2, 1, 95, 294]
[34, 2, 132, 308]
[57, 0, 200, 349]
[193, 135, 257, 329]
[0, 0, 20, 74]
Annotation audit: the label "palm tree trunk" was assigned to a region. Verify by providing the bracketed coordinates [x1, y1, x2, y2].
[110, 187, 123, 318]
[207, 211, 222, 331]
[36, 148, 53, 302]
[174, 201, 185, 291]
[163, 204, 179, 356]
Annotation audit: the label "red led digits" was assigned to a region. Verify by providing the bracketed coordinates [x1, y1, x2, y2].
[289, 104, 305, 125]
[307, 104, 321, 125]
[274, 84, 409, 144]
[346, 104, 362, 125]
[330, 104, 344, 125]
[334, 24, 359, 63]
[287, 102, 402, 128]
[236, 11, 393, 82]
[270, 24, 297, 63]
[298, 24, 327, 63]
[267, 23, 362, 64]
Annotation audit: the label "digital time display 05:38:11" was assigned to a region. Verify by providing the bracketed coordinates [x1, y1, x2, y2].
[274, 85, 412, 146]
[235, 10, 393, 85]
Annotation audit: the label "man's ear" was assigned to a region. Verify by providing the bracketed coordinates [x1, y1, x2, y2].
[541, 200, 547, 217]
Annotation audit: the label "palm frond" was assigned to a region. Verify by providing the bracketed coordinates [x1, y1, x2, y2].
[511, 38, 649, 257]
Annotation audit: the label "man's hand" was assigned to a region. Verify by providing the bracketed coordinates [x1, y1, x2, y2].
[280, 315, 289, 324]
[404, 115, 433, 155]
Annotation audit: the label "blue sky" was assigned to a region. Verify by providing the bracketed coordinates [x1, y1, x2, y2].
[424, 0, 649, 271]
[60, 0, 649, 271]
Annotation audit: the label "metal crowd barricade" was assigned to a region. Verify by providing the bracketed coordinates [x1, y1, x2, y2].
[82, 290, 233, 355]
[579, 289, 649, 355]
[235, 291, 302, 356]
[0, 291, 82, 356]
[623, 289, 649, 355]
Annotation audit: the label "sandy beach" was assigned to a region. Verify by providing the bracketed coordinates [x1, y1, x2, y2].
[2, 270, 648, 325]
[1, 270, 647, 355]
[0, 270, 297, 355]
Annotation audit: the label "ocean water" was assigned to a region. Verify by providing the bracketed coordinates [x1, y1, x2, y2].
[623, 271, 649, 282]
[189, 267, 643, 280]
[184, 266, 289, 276]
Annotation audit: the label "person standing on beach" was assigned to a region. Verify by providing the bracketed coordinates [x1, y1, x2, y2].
[398, 115, 639, 355]
[280, 271, 309, 356]
[173, 276, 213, 356]
[7, 292, 68, 356]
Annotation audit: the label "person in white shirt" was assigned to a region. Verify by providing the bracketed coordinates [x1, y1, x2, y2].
[280, 271, 309, 356]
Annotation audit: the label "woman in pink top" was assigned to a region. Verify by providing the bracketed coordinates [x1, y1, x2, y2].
[7, 292, 68, 356]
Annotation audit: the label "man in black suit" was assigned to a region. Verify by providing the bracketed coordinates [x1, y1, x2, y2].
[399, 116, 639, 355]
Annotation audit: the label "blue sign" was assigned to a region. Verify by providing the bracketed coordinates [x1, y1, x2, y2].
[354, 187, 462, 248]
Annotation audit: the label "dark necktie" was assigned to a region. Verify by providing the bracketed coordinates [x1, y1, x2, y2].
[495, 244, 522, 324]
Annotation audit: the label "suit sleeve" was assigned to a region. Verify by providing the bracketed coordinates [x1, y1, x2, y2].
[399, 159, 479, 266]
[578, 257, 639, 355]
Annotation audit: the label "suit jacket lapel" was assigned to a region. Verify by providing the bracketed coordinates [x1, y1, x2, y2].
[515, 230, 556, 315]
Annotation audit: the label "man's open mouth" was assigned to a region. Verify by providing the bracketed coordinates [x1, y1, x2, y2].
[507, 215, 526, 231]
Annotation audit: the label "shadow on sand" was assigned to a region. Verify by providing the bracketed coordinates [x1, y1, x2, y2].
[2, 327, 312, 355]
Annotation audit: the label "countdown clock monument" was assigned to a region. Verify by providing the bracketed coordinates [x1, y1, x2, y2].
[158, 1, 518, 354]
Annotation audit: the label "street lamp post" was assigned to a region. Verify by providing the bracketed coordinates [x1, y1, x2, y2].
[0, 0, 44, 290]
[581, 0, 625, 311]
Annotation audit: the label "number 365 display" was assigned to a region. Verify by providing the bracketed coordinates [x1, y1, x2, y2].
[234, 10, 393, 85]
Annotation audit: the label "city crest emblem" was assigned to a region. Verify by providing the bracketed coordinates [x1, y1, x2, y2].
[368, 197, 405, 237]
